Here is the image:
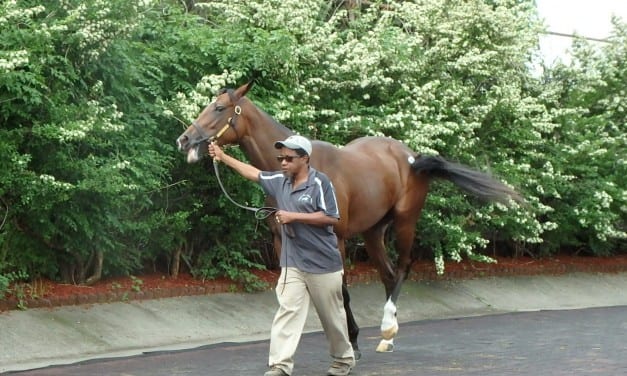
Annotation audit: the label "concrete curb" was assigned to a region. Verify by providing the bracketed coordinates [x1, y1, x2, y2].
[3, 256, 627, 312]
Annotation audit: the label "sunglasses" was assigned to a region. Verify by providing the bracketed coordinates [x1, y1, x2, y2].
[276, 155, 302, 163]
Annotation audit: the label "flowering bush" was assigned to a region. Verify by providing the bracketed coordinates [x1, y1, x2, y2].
[1, 0, 624, 283]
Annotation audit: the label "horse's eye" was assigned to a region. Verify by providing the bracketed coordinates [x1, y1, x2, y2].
[215, 105, 225, 112]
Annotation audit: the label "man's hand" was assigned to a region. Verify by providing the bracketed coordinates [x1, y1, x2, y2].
[208, 142, 224, 161]
[275, 210, 292, 225]
[208, 142, 261, 182]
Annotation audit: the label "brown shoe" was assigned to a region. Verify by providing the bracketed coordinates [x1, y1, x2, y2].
[327, 360, 354, 376]
[264, 366, 289, 376]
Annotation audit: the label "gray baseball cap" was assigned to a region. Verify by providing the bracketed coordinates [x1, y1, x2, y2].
[274, 135, 312, 156]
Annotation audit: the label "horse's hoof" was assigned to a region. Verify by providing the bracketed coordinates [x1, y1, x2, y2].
[351, 342, 362, 361]
[353, 348, 362, 361]
[376, 339, 394, 353]
[380, 323, 398, 340]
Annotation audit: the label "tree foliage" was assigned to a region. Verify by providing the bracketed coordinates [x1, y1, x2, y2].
[0, 0, 183, 283]
[0, 0, 624, 287]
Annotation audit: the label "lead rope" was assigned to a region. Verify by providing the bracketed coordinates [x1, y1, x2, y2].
[212, 159, 277, 221]
[212, 159, 293, 294]
[211, 149, 295, 237]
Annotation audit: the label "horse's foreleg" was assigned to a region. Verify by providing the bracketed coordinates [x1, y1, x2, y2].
[337, 240, 361, 359]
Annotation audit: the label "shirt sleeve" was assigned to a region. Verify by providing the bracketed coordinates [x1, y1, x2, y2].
[258, 171, 284, 197]
[316, 173, 340, 219]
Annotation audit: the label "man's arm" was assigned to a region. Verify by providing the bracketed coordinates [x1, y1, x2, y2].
[277, 210, 338, 227]
[276, 174, 340, 227]
[209, 143, 260, 182]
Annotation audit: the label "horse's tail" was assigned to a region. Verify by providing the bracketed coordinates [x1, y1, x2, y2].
[411, 155, 523, 204]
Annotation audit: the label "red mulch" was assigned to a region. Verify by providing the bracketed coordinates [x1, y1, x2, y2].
[2, 255, 627, 312]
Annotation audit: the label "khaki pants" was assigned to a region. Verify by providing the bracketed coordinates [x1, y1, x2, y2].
[268, 267, 354, 375]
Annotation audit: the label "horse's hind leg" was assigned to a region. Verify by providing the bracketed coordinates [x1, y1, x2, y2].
[376, 197, 425, 351]
[362, 224, 399, 352]
[370, 194, 425, 352]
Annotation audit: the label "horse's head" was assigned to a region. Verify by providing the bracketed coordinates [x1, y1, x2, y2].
[176, 81, 253, 163]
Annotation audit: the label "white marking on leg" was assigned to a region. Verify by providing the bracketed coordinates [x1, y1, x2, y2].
[380, 298, 398, 340]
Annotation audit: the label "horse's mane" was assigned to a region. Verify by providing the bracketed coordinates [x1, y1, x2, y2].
[237, 94, 294, 136]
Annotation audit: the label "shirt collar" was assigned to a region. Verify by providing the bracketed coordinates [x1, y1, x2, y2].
[288, 167, 317, 191]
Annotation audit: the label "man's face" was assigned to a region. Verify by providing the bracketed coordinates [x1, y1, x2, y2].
[276, 147, 307, 179]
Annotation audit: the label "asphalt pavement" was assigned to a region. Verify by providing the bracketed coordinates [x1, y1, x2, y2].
[8, 306, 627, 376]
[2, 272, 627, 373]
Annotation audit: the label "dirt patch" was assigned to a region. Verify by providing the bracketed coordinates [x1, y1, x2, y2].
[2, 255, 627, 312]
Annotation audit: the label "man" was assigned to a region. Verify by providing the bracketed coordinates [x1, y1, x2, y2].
[208, 135, 355, 376]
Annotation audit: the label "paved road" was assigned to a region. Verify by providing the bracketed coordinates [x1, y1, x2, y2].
[9, 305, 627, 376]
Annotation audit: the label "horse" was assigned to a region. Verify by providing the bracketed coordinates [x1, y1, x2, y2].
[176, 81, 521, 356]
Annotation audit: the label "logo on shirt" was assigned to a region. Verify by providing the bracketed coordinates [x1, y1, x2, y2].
[298, 194, 313, 204]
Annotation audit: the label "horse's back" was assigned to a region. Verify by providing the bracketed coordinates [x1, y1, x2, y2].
[313, 136, 415, 167]
[310, 136, 423, 237]
[317, 136, 416, 180]
[343, 136, 415, 159]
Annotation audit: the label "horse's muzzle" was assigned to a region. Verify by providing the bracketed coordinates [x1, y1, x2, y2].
[176, 135, 188, 152]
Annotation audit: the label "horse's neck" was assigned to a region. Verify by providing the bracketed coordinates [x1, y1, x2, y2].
[239, 104, 292, 171]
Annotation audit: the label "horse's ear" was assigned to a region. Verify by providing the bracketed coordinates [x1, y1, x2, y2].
[234, 81, 254, 99]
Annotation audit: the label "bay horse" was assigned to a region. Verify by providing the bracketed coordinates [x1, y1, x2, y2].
[176, 81, 520, 356]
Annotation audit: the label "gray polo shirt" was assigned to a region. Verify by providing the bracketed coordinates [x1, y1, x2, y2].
[258, 167, 343, 274]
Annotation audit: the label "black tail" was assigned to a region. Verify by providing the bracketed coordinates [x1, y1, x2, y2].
[411, 156, 522, 204]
